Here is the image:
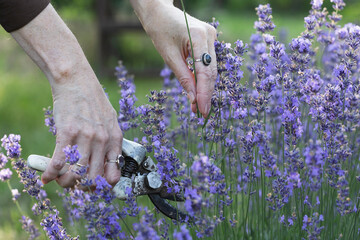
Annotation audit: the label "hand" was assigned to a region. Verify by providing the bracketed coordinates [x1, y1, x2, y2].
[131, 0, 218, 117]
[10, 4, 122, 187]
[42, 79, 122, 188]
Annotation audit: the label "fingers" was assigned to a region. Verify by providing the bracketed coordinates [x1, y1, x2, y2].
[41, 133, 71, 184]
[104, 150, 122, 186]
[104, 127, 122, 186]
[165, 24, 217, 118]
[54, 135, 91, 188]
[45, 124, 122, 189]
[165, 52, 197, 104]
[190, 25, 218, 118]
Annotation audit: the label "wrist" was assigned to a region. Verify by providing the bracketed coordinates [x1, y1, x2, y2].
[10, 4, 96, 87]
[130, 0, 174, 32]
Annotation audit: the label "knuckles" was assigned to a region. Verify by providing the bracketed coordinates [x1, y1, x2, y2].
[189, 26, 207, 40]
[189, 24, 216, 43]
[51, 158, 66, 171]
[93, 129, 109, 145]
[58, 126, 79, 140]
[206, 25, 217, 40]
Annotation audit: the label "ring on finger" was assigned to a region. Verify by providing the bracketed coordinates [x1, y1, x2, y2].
[194, 53, 212, 66]
[76, 162, 85, 168]
[69, 162, 87, 176]
[70, 162, 85, 169]
[106, 154, 124, 170]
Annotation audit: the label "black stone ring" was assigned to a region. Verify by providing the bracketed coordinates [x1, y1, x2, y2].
[194, 53, 212, 66]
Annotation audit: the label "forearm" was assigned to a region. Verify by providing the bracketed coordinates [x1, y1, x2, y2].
[7, 3, 122, 188]
[10, 4, 96, 91]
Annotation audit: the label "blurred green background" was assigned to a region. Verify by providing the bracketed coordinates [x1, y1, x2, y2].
[0, 0, 359, 238]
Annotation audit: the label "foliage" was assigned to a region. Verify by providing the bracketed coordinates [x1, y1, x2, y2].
[1, 0, 360, 239]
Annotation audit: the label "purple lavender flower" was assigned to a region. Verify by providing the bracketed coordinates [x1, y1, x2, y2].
[263, 34, 275, 45]
[32, 198, 51, 216]
[305, 16, 316, 31]
[234, 40, 248, 55]
[335, 175, 352, 216]
[280, 215, 285, 224]
[0, 153, 8, 169]
[120, 187, 140, 218]
[116, 61, 139, 132]
[259, 75, 276, 93]
[1, 134, 21, 158]
[133, 208, 161, 240]
[160, 65, 172, 87]
[44, 107, 56, 136]
[11, 188, 20, 201]
[254, 4, 276, 33]
[41, 209, 74, 240]
[191, 155, 227, 196]
[173, 225, 192, 240]
[63, 145, 81, 165]
[62, 180, 125, 239]
[290, 37, 312, 54]
[331, 0, 346, 11]
[21, 216, 41, 240]
[0, 168, 12, 181]
[2, 3, 360, 239]
[184, 188, 202, 216]
[304, 140, 326, 191]
[311, 0, 323, 10]
[287, 172, 302, 192]
[266, 175, 292, 211]
[333, 63, 350, 90]
[269, 41, 286, 60]
[94, 175, 115, 204]
[302, 212, 324, 239]
[229, 213, 238, 227]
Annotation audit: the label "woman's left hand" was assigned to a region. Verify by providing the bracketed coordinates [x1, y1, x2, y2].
[131, 0, 218, 118]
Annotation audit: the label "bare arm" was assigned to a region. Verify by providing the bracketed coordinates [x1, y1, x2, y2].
[11, 4, 122, 187]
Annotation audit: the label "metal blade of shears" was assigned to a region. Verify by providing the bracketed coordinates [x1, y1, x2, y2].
[148, 193, 190, 222]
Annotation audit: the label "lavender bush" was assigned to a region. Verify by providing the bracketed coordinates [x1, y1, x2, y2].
[1, 0, 360, 239]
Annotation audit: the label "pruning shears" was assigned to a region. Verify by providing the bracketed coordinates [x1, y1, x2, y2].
[27, 138, 188, 221]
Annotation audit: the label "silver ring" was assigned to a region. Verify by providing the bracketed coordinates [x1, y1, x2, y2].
[107, 154, 124, 169]
[69, 162, 85, 169]
[194, 53, 212, 66]
[75, 163, 85, 168]
[69, 162, 87, 175]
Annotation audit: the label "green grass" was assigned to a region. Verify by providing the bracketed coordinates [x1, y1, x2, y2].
[0, 7, 359, 238]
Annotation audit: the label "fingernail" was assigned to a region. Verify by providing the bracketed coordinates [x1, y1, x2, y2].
[204, 102, 211, 117]
[188, 92, 196, 104]
[41, 177, 48, 185]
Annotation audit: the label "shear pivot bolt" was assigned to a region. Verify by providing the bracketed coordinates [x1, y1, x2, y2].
[143, 161, 149, 168]
[145, 172, 162, 190]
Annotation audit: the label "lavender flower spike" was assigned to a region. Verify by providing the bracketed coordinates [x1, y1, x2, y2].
[173, 225, 193, 240]
[0, 168, 12, 181]
[0, 153, 8, 169]
[1, 134, 22, 158]
[63, 145, 81, 165]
